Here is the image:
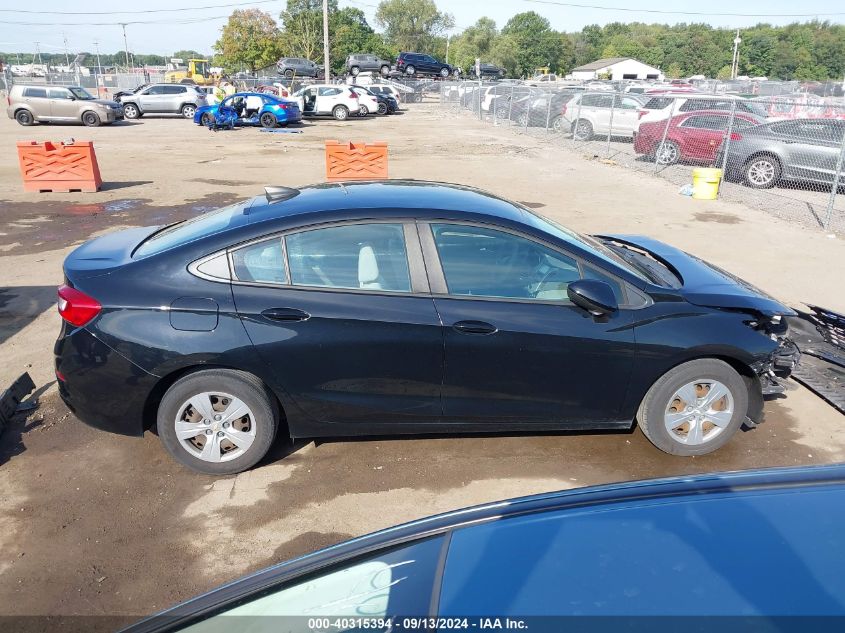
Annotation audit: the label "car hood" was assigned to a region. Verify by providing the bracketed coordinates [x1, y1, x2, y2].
[600, 234, 796, 317]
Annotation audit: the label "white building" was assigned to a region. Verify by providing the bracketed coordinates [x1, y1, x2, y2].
[569, 57, 664, 81]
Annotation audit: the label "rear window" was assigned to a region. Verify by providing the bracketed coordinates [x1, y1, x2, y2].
[23, 87, 47, 98]
[643, 97, 673, 110]
[134, 203, 244, 258]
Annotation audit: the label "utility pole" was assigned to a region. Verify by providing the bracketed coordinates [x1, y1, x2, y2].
[322, 0, 330, 81]
[731, 30, 741, 80]
[63, 32, 70, 67]
[94, 40, 103, 77]
[446, 35, 450, 64]
[121, 24, 133, 73]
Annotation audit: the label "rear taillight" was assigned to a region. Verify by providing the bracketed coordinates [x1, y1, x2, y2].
[57, 285, 101, 327]
[561, 103, 567, 116]
[729, 132, 743, 141]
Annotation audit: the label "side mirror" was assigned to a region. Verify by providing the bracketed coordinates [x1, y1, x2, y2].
[567, 279, 618, 317]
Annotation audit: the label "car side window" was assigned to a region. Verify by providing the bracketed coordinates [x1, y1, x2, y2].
[23, 87, 47, 98]
[431, 224, 581, 302]
[318, 87, 341, 96]
[286, 223, 411, 293]
[145, 85, 165, 95]
[231, 238, 286, 284]
[48, 88, 71, 99]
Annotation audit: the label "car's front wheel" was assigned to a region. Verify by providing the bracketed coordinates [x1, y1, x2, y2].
[200, 112, 214, 127]
[82, 111, 101, 127]
[157, 369, 278, 475]
[440, 67, 450, 78]
[122, 103, 140, 119]
[638, 359, 748, 456]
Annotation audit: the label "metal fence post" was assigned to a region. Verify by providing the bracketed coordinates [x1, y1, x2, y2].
[477, 78, 482, 120]
[507, 84, 514, 127]
[573, 96, 584, 145]
[653, 97, 678, 173]
[718, 101, 738, 197]
[824, 117, 845, 230]
[524, 98, 531, 132]
[606, 94, 617, 157]
[545, 91, 553, 131]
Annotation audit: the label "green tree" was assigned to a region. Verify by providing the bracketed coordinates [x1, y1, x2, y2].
[716, 64, 732, 79]
[448, 17, 498, 72]
[501, 11, 562, 76]
[214, 9, 285, 72]
[280, 0, 339, 61]
[665, 62, 683, 79]
[330, 7, 395, 73]
[374, 0, 454, 52]
[172, 50, 207, 60]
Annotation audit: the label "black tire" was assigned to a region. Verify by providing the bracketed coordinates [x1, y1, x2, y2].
[405, 65, 416, 76]
[15, 110, 33, 126]
[82, 111, 101, 127]
[351, 66, 360, 76]
[358, 105, 369, 117]
[377, 102, 388, 115]
[200, 112, 214, 127]
[260, 112, 277, 128]
[638, 359, 748, 456]
[284, 69, 294, 79]
[655, 140, 680, 165]
[440, 67, 450, 78]
[122, 103, 140, 119]
[380, 65, 390, 77]
[572, 119, 592, 141]
[181, 104, 197, 119]
[332, 105, 349, 121]
[157, 369, 279, 475]
[744, 154, 782, 189]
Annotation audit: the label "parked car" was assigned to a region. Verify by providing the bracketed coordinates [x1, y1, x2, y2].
[634, 110, 765, 165]
[112, 83, 151, 101]
[469, 62, 506, 79]
[716, 118, 845, 189]
[638, 94, 770, 130]
[346, 53, 392, 77]
[562, 92, 647, 140]
[351, 85, 397, 114]
[56, 181, 798, 475]
[348, 86, 380, 116]
[396, 51, 456, 78]
[194, 85, 219, 106]
[276, 57, 320, 79]
[366, 84, 402, 109]
[193, 92, 301, 128]
[291, 84, 361, 120]
[6, 84, 123, 126]
[117, 83, 206, 119]
[121, 465, 845, 630]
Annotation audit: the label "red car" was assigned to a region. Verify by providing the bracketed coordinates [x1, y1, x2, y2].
[634, 109, 764, 165]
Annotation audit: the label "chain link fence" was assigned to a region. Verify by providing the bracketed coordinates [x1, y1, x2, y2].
[440, 80, 845, 233]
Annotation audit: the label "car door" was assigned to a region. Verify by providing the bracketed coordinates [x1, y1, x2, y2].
[230, 221, 443, 426]
[20, 86, 51, 119]
[421, 222, 636, 426]
[162, 85, 186, 112]
[47, 87, 78, 120]
[316, 86, 343, 113]
[612, 95, 642, 136]
[780, 120, 841, 184]
[674, 114, 726, 161]
[138, 85, 166, 112]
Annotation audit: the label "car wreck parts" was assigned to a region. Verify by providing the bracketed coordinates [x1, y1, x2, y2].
[789, 304, 845, 413]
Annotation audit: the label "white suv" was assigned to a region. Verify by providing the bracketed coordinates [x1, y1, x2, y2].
[562, 92, 645, 140]
[349, 86, 380, 116]
[637, 94, 770, 130]
[292, 85, 361, 120]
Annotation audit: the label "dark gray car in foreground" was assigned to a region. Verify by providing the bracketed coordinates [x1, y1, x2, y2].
[718, 118, 845, 190]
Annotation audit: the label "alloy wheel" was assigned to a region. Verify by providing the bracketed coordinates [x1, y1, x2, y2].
[656, 141, 679, 165]
[663, 380, 734, 446]
[747, 159, 776, 186]
[174, 391, 257, 463]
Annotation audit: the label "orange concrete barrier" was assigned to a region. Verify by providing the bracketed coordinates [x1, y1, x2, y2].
[17, 140, 102, 193]
[325, 140, 388, 181]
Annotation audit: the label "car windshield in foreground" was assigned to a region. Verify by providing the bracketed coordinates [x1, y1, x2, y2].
[519, 209, 655, 284]
[134, 202, 245, 258]
[69, 87, 95, 100]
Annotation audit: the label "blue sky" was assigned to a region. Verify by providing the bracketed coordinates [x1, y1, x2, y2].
[0, 0, 842, 56]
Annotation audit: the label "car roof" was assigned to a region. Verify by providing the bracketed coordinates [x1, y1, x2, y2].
[674, 109, 761, 119]
[245, 180, 529, 225]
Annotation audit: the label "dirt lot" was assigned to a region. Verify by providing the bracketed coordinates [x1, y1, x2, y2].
[1, 99, 844, 626]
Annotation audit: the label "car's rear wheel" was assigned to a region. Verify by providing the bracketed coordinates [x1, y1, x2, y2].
[351, 66, 360, 76]
[377, 102, 388, 115]
[200, 112, 214, 127]
[181, 104, 197, 118]
[260, 112, 277, 128]
[122, 103, 140, 119]
[15, 110, 33, 126]
[572, 119, 593, 141]
[358, 105, 369, 117]
[405, 65, 416, 76]
[332, 105, 349, 121]
[284, 69, 294, 79]
[157, 369, 278, 475]
[638, 359, 748, 456]
[380, 65, 390, 77]
[82, 111, 101, 127]
[744, 155, 782, 189]
[655, 140, 680, 165]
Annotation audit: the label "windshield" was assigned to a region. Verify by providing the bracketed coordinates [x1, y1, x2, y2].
[134, 202, 244, 258]
[69, 87, 95, 100]
[743, 100, 769, 117]
[519, 208, 651, 283]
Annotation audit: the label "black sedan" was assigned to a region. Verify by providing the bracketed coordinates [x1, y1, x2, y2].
[124, 465, 845, 631]
[56, 181, 797, 475]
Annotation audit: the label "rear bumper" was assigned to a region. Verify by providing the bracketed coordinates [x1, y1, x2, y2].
[55, 327, 158, 437]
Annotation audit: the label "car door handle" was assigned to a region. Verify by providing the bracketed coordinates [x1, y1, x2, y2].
[261, 307, 310, 322]
[452, 320, 497, 335]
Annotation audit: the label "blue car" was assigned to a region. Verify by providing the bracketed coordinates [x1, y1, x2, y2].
[193, 92, 301, 128]
[122, 465, 845, 631]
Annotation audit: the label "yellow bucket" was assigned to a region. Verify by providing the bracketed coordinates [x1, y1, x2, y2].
[691, 167, 722, 200]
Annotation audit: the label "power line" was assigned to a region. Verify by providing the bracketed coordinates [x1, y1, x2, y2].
[0, 0, 280, 15]
[519, 0, 844, 18]
[0, 14, 235, 26]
